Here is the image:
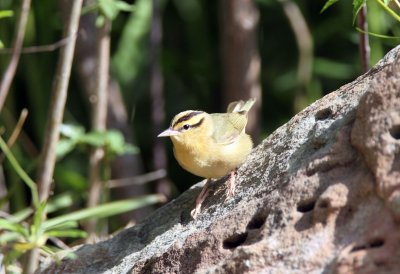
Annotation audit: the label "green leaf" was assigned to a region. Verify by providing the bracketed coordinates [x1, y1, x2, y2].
[0, 10, 13, 19]
[46, 229, 88, 238]
[96, 14, 106, 27]
[56, 139, 77, 159]
[112, 0, 152, 84]
[0, 219, 29, 238]
[123, 143, 139, 155]
[46, 192, 74, 214]
[0, 40, 3, 49]
[99, 0, 119, 20]
[43, 194, 164, 230]
[352, 0, 366, 25]
[115, 0, 135, 12]
[54, 167, 87, 192]
[81, 2, 99, 15]
[80, 131, 107, 147]
[375, 0, 400, 22]
[0, 219, 29, 242]
[8, 208, 33, 223]
[0, 231, 22, 244]
[60, 124, 85, 140]
[43, 220, 79, 231]
[320, 0, 340, 13]
[0, 137, 39, 207]
[105, 131, 125, 154]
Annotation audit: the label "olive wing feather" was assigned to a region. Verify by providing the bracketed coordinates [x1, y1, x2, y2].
[210, 113, 248, 144]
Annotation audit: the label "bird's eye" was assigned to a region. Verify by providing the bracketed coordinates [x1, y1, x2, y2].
[183, 124, 190, 130]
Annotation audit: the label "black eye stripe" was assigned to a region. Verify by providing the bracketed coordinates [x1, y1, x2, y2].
[173, 111, 203, 128]
[179, 117, 204, 131]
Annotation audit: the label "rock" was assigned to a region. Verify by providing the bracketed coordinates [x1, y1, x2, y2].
[39, 46, 400, 274]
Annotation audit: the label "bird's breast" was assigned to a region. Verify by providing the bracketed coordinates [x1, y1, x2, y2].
[171, 134, 252, 179]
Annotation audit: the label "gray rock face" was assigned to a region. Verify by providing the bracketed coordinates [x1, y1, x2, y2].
[40, 46, 400, 274]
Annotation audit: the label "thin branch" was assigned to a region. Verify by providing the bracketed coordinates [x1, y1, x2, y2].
[85, 19, 111, 242]
[0, 35, 76, 54]
[395, 0, 400, 9]
[0, 109, 28, 211]
[0, 109, 28, 163]
[280, 0, 313, 113]
[0, 108, 38, 157]
[28, 0, 83, 271]
[0, 0, 32, 112]
[358, 5, 370, 72]
[36, 0, 83, 202]
[107, 169, 167, 188]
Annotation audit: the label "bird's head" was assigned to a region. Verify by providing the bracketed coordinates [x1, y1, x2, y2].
[158, 110, 211, 146]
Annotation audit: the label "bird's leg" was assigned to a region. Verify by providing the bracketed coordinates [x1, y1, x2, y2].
[225, 169, 237, 200]
[191, 179, 211, 219]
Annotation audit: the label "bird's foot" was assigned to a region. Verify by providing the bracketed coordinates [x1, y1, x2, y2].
[225, 170, 237, 201]
[191, 179, 211, 219]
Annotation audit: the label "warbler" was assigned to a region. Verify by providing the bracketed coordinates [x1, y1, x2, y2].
[158, 98, 255, 218]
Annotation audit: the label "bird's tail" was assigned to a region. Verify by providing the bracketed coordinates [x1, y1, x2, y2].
[227, 98, 256, 114]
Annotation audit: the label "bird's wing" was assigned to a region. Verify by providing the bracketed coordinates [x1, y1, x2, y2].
[227, 98, 256, 113]
[210, 113, 248, 144]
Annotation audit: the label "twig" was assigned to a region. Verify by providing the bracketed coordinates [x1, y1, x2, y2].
[0, 109, 28, 212]
[280, 0, 313, 113]
[36, 0, 83, 202]
[0, 108, 38, 157]
[85, 19, 111, 242]
[0, 109, 28, 164]
[358, 5, 370, 72]
[48, 237, 71, 250]
[0, 0, 32, 112]
[395, 0, 400, 9]
[0, 35, 76, 54]
[107, 169, 167, 188]
[29, 0, 83, 272]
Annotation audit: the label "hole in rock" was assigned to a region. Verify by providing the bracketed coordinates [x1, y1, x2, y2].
[350, 237, 385, 252]
[374, 260, 386, 267]
[389, 124, 400, 140]
[297, 200, 316, 213]
[317, 199, 330, 209]
[247, 211, 268, 230]
[223, 232, 248, 249]
[315, 107, 333, 121]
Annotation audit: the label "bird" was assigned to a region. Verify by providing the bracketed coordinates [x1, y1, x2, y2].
[158, 98, 255, 218]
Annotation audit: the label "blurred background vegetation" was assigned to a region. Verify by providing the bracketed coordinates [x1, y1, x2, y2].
[0, 0, 399, 271]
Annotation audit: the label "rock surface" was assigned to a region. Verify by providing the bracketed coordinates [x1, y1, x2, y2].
[40, 46, 400, 274]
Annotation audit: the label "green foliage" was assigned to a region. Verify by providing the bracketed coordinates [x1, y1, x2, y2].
[321, 0, 400, 24]
[112, 0, 152, 85]
[0, 0, 399, 270]
[82, 0, 135, 26]
[0, 10, 13, 51]
[57, 124, 139, 159]
[0, 138, 161, 271]
[320, 0, 340, 13]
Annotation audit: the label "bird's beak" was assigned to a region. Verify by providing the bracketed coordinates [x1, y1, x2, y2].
[158, 128, 179, 137]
